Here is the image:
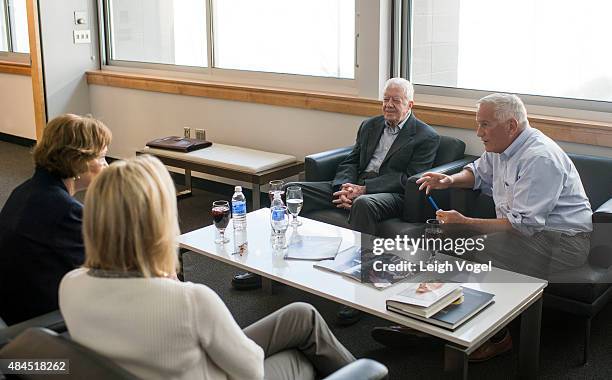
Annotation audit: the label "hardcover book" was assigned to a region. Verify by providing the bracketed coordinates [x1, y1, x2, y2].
[387, 287, 495, 330]
[386, 282, 463, 318]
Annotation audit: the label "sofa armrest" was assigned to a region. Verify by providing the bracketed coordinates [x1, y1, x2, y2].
[0, 310, 66, 348]
[323, 359, 388, 380]
[593, 198, 612, 223]
[305, 146, 353, 182]
[405, 155, 479, 184]
[402, 156, 478, 223]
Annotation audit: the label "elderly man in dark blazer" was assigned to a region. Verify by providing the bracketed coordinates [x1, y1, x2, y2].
[294, 77, 440, 235]
[232, 78, 440, 296]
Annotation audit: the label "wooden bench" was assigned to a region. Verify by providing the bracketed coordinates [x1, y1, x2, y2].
[137, 144, 304, 209]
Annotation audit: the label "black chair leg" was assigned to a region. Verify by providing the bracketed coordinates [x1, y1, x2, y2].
[583, 317, 591, 365]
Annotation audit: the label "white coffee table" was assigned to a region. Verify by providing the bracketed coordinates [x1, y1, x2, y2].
[179, 208, 547, 379]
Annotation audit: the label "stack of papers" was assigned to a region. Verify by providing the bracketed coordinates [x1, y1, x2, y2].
[284, 236, 342, 261]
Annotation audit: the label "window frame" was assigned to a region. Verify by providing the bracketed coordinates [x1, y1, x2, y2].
[99, 0, 371, 96]
[0, 0, 29, 62]
[396, 0, 612, 115]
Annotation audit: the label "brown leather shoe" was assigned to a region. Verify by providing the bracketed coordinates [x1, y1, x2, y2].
[469, 330, 513, 362]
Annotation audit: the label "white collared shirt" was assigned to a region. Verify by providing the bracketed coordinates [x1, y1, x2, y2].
[365, 112, 411, 173]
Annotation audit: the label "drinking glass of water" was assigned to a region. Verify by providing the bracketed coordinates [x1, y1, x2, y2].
[286, 186, 303, 226]
[270, 206, 289, 249]
[424, 218, 443, 262]
[211, 200, 230, 244]
[268, 180, 285, 205]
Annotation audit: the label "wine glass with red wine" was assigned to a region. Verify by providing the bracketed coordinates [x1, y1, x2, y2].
[211, 200, 230, 244]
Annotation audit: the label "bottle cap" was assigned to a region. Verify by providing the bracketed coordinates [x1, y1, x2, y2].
[235, 186, 242, 192]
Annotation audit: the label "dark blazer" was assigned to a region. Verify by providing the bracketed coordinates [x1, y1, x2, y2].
[0, 167, 84, 325]
[333, 113, 440, 194]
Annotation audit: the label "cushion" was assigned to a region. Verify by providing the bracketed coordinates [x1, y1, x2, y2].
[142, 144, 297, 174]
[302, 209, 352, 230]
[546, 265, 612, 303]
[432, 134, 466, 166]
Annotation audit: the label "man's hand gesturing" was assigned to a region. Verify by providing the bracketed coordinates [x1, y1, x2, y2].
[415, 172, 453, 194]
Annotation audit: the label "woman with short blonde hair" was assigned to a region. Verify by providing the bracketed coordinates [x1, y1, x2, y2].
[60, 155, 355, 380]
[0, 114, 112, 325]
[83, 156, 179, 277]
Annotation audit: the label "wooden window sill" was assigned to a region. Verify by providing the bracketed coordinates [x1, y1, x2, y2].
[0, 61, 31, 76]
[86, 70, 612, 148]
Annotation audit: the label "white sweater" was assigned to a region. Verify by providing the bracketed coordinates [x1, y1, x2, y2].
[59, 268, 264, 380]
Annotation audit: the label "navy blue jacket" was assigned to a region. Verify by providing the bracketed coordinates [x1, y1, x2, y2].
[0, 167, 84, 325]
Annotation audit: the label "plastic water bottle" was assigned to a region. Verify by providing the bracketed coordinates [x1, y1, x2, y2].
[231, 186, 247, 230]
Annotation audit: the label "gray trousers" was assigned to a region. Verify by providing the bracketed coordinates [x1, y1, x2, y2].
[243, 302, 356, 380]
[443, 225, 590, 280]
[287, 181, 404, 236]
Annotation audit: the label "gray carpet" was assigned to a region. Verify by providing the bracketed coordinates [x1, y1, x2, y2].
[2, 140, 611, 379]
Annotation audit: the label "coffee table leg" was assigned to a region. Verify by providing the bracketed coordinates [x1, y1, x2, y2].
[444, 344, 468, 380]
[262, 277, 273, 294]
[519, 296, 542, 380]
[252, 183, 261, 210]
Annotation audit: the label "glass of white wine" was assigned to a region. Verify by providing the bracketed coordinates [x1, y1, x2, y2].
[286, 186, 303, 227]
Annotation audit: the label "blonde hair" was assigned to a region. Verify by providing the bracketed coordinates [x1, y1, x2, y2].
[33, 114, 112, 178]
[83, 155, 179, 277]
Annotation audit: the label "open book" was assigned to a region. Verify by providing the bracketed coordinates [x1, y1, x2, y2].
[314, 246, 420, 289]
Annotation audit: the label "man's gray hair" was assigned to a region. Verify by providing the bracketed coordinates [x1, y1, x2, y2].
[384, 78, 414, 102]
[477, 93, 529, 129]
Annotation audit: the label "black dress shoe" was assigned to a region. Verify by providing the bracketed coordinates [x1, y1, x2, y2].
[371, 325, 439, 348]
[336, 306, 363, 326]
[231, 272, 262, 290]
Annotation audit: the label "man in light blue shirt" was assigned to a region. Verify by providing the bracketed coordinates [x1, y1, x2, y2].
[406, 93, 592, 361]
[417, 93, 592, 275]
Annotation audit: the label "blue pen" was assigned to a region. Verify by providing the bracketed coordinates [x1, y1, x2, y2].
[427, 195, 440, 211]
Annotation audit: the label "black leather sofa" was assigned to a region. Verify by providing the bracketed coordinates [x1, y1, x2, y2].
[302, 134, 476, 237]
[449, 153, 612, 365]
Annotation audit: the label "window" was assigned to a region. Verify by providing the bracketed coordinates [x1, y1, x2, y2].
[212, 0, 355, 79]
[104, 0, 356, 80]
[0, 0, 29, 54]
[408, 0, 612, 104]
[107, 0, 207, 67]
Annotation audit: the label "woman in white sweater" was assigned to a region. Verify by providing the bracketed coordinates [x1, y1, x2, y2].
[59, 155, 355, 380]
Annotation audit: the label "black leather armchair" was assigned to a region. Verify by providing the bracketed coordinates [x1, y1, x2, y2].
[0, 310, 66, 348]
[0, 328, 389, 380]
[449, 153, 612, 365]
[303, 134, 475, 237]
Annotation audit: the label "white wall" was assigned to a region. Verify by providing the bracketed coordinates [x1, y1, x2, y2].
[0, 73, 36, 139]
[89, 84, 612, 164]
[89, 85, 365, 160]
